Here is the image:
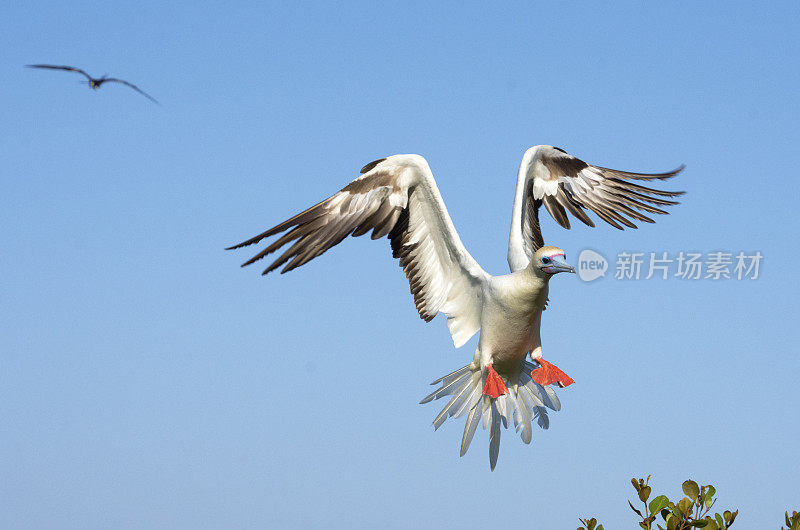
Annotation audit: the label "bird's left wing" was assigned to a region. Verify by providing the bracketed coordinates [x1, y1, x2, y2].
[228, 155, 489, 347]
[26, 64, 92, 81]
[509, 145, 684, 271]
[104, 78, 160, 104]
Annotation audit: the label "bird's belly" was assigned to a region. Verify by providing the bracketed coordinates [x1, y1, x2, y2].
[479, 305, 540, 371]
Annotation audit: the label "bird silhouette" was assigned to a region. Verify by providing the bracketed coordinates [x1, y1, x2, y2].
[26, 64, 159, 104]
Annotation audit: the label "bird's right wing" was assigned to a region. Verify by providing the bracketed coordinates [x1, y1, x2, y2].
[104, 78, 160, 104]
[228, 155, 489, 347]
[26, 64, 92, 81]
[509, 145, 684, 271]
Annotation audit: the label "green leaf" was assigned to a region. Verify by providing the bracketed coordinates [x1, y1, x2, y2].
[715, 513, 724, 528]
[639, 485, 652, 503]
[705, 519, 719, 530]
[723, 509, 738, 525]
[683, 480, 700, 501]
[667, 516, 680, 530]
[632, 478, 642, 492]
[691, 519, 709, 527]
[705, 486, 716, 508]
[677, 497, 693, 517]
[596, 526, 604, 530]
[629, 500, 644, 518]
[587, 518, 596, 530]
[650, 495, 670, 516]
[788, 510, 800, 530]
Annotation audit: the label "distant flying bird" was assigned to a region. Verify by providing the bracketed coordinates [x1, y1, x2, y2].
[227, 146, 683, 469]
[26, 64, 159, 104]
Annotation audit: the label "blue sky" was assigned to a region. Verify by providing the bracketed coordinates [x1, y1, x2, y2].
[2, 1, 798, 527]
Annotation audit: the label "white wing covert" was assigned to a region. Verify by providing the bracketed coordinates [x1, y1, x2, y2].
[228, 155, 488, 348]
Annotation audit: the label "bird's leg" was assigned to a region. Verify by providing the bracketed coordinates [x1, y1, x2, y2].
[482, 363, 508, 398]
[531, 358, 575, 388]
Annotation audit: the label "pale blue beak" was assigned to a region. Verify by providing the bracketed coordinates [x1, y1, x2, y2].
[547, 255, 576, 274]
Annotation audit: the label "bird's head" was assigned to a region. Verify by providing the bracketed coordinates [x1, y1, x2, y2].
[533, 246, 575, 277]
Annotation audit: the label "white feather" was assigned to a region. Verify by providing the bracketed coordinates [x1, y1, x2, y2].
[489, 400, 502, 470]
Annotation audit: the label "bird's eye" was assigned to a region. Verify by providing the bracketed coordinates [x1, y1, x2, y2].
[541, 257, 551, 264]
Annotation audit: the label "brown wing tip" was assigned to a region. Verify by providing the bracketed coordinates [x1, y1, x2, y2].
[360, 158, 387, 174]
[597, 163, 686, 181]
[226, 239, 257, 251]
[262, 263, 280, 275]
[655, 164, 686, 175]
[652, 164, 686, 180]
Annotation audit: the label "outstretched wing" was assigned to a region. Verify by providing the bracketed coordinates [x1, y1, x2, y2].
[509, 145, 684, 271]
[228, 155, 489, 347]
[103, 78, 160, 104]
[26, 64, 92, 81]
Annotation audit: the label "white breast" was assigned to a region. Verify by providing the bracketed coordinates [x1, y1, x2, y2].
[478, 271, 548, 368]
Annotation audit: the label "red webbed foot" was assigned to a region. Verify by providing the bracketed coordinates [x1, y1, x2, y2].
[531, 358, 575, 388]
[482, 364, 508, 398]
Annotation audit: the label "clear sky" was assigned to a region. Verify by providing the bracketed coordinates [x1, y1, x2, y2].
[2, 1, 798, 528]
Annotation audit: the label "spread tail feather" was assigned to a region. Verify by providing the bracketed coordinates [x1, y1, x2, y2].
[422, 361, 563, 470]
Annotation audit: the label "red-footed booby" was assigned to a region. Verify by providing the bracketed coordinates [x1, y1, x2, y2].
[227, 145, 683, 469]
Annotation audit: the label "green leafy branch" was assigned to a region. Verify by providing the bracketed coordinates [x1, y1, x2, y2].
[627, 476, 736, 530]
[579, 476, 800, 529]
[578, 476, 738, 530]
[577, 517, 603, 530]
[783, 510, 800, 530]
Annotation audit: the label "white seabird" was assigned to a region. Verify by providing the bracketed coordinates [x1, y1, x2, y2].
[228, 145, 683, 469]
